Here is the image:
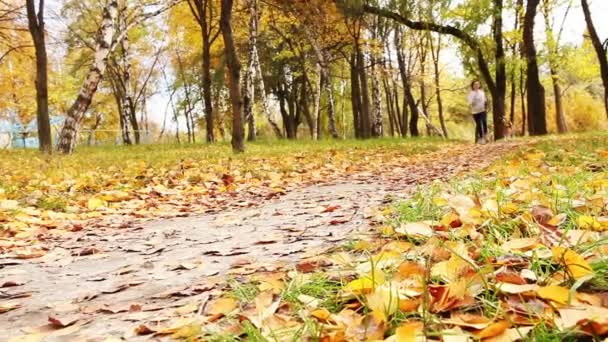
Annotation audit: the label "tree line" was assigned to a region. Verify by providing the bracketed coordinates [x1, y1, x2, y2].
[1, 0, 606, 153]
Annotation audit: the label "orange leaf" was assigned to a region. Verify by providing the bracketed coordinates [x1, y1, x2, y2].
[399, 299, 420, 312]
[475, 320, 511, 339]
[397, 261, 425, 278]
[310, 308, 331, 321]
[395, 322, 423, 342]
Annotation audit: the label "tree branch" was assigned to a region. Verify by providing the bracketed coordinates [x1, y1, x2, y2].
[361, 3, 496, 95]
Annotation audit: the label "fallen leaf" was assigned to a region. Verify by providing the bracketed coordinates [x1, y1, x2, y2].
[551, 247, 594, 280]
[495, 272, 527, 285]
[322, 205, 341, 213]
[395, 321, 424, 342]
[443, 313, 492, 330]
[475, 320, 511, 339]
[297, 294, 320, 309]
[557, 305, 608, 331]
[87, 198, 107, 210]
[495, 283, 539, 294]
[1, 280, 24, 288]
[531, 205, 553, 225]
[207, 297, 238, 316]
[296, 260, 319, 273]
[134, 324, 155, 335]
[0, 301, 21, 313]
[500, 238, 538, 252]
[72, 247, 101, 256]
[311, 308, 331, 321]
[537, 285, 571, 305]
[395, 222, 434, 238]
[48, 314, 80, 328]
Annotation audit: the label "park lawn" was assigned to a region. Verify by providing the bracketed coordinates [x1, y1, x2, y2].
[0, 137, 447, 252]
[190, 134, 608, 341]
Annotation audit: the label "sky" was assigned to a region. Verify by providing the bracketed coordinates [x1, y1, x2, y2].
[42, 0, 608, 129]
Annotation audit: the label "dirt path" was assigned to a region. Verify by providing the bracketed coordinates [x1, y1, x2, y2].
[0, 141, 527, 340]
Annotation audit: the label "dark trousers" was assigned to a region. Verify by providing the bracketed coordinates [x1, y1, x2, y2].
[473, 112, 488, 142]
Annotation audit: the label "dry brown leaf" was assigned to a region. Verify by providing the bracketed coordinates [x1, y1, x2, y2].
[395, 222, 434, 238]
[442, 313, 492, 330]
[207, 297, 238, 316]
[495, 272, 527, 285]
[0, 301, 21, 313]
[500, 238, 538, 252]
[48, 314, 80, 328]
[557, 305, 608, 331]
[495, 282, 539, 294]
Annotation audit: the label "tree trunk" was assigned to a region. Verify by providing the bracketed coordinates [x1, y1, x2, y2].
[429, 33, 448, 138]
[509, 65, 516, 125]
[87, 112, 102, 146]
[492, 0, 507, 139]
[221, 0, 244, 152]
[57, 0, 118, 153]
[383, 77, 395, 137]
[550, 70, 567, 133]
[119, 8, 139, 145]
[581, 0, 608, 118]
[244, 0, 257, 141]
[517, 0, 526, 135]
[323, 63, 339, 139]
[419, 39, 431, 136]
[26, 0, 52, 154]
[350, 53, 362, 138]
[311, 64, 321, 140]
[523, 0, 547, 135]
[188, 0, 217, 142]
[370, 56, 383, 137]
[370, 21, 383, 137]
[395, 30, 418, 137]
[542, 0, 567, 133]
[357, 49, 372, 139]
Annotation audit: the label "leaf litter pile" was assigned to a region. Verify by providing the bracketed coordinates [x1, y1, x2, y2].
[168, 136, 608, 341]
[0, 140, 442, 259]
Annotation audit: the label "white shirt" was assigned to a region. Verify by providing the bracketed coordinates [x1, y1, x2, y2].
[468, 89, 486, 114]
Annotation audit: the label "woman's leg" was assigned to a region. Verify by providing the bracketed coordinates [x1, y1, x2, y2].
[481, 112, 489, 140]
[473, 113, 482, 142]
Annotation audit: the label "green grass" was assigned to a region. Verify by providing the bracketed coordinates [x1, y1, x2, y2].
[281, 274, 343, 313]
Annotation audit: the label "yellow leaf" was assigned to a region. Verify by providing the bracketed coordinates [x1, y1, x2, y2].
[100, 190, 131, 202]
[366, 283, 400, 317]
[441, 212, 461, 227]
[379, 225, 395, 236]
[345, 273, 385, 294]
[395, 322, 423, 342]
[501, 202, 518, 214]
[576, 215, 601, 230]
[87, 197, 107, 210]
[537, 285, 571, 305]
[551, 247, 594, 279]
